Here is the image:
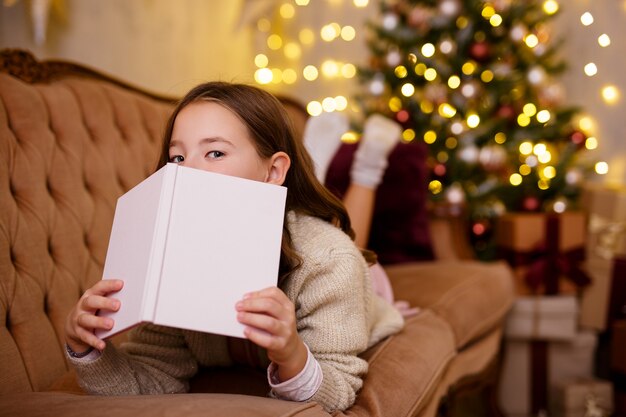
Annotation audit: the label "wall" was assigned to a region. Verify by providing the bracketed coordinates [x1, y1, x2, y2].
[0, 0, 256, 96]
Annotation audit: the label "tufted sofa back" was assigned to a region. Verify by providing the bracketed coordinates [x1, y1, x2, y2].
[0, 50, 174, 394]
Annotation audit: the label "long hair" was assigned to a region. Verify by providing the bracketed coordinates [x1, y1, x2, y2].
[157, 82, 361, 282]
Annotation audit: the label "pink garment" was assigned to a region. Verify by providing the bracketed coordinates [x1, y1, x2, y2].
[370, 263, 420, 318]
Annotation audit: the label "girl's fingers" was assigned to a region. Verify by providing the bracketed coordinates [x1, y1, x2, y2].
[237, 296, 285, 319]
[86, 279, 124, 297]
[244, 287, 290, 307]
[244, 326, 276, 349]
[75, 327, 106, 351]
[76, 313, 114, 332]
[237, 311, 282, 335]
[82, 294, 121, 312]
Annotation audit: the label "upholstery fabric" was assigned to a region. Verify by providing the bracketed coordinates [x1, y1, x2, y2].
[0, 73, 173, 393]
[0, 392, 327, 417]
[385, 261, 515, 349]
[325, 142, 434, 265]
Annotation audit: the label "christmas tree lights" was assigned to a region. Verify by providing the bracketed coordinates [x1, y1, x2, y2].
[355, 0, 602, 258]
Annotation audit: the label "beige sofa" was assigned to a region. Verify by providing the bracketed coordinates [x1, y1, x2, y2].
[0, 49, 515, 417]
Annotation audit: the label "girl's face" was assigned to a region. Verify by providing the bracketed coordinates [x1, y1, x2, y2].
[169, 101, 286, 183]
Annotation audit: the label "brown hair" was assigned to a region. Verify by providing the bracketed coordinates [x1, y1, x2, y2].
[157, 82, 366, 282]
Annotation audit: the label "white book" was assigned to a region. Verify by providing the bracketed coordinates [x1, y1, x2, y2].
[96, 163, 287, 339]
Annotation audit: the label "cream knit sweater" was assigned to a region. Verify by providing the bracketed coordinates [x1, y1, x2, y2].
[70, 212, 404, 412]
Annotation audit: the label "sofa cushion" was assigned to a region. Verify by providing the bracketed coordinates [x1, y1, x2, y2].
[337, 310, 456, 417]
[325, 142, 434, 265]
[385, 261, 514, 349]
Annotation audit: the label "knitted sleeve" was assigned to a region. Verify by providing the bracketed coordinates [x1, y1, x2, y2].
[286, 248, 371, 412]
[70, 324, 198, 395]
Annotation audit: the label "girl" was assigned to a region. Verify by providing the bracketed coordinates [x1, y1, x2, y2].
[64, 82, 404, 413]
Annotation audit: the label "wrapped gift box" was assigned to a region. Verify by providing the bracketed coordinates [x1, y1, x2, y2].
[611, 320, 626, 375]
[499, 331, 598, 416]
[580, 185, 626, 331]
[580, 256, 626, 331]
[549, 378, 613, 417]
[505, 295, 578, 341]
[497, 212, 589, 295]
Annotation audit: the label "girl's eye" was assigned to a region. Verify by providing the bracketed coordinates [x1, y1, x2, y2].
[206, 151, 225, 159]
[169, 155, 184, 163]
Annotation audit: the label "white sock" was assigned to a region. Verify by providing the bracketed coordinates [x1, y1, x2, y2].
[351, 114, 402, 189]
[303, 112, 349, 183]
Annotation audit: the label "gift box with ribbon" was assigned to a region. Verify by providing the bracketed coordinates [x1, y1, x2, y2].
[580, 185, 626, 331]
[549, 378, 613, 417]
[505, 295, 578, 341]
[496, 212, 591, 296]
[611, 320, 626, 375]
[499, 331, 599, 416]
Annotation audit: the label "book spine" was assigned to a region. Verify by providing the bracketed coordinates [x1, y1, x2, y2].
[142, 164, 178, 322]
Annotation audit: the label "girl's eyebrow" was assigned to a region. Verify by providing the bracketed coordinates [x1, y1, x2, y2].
[169, 137, 235, 148]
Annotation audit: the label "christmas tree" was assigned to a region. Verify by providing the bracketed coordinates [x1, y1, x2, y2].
[355, 0, 597, 259]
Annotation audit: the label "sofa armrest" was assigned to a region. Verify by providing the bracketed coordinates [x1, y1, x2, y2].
[0, 392, 328, 417]
[335, 310, 456, 417]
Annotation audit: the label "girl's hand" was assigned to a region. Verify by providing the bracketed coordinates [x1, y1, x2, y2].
[64, 279, 124, 354]
[235, 287, 307, 382]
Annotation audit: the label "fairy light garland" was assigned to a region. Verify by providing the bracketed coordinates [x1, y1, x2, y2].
[252, 0, 368, 117]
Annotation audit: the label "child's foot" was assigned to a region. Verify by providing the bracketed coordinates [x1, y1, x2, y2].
[351, 114, 402, 188]
[303, 112, 349, 183]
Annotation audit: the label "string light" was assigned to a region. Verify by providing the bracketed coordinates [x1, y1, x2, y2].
[536, 110, 551, 123]
[280, 3, 296, 19]
[598, 34, 611, 47]
[421, 43, 435, 57]
[510, 173, 523, 186]
[490, 14, 503, 27]
[299, 28, 315, 45]
[580, 12, 594, 26]
[524, 34, 539, 48]
[341, 26, 356, 41]
[307, 101, 323, 116]
[341, 63, 356, 78]
[402, 129, 416, 142]
[424, 68, 438, 81]
[303, 65, 318, 81]
[467, 113, 480, 128]
[601, 85, 620, 104]
[543, 0, 559, 15]
[429, 180, 443, 194]
[519, 141, 533, 155]
[401, 83, 415, 97]
[341, 131, 359, 143]
[267, 34, 283, 50]
[439, 103, 457, 118]
[595, 161, 609, 175]
[255, 68, 273, 84]
[254, 54, 269, 68]
[448, 75, 461, 89]
[423, 130, 437, 144]
[584, 63, 598, 76]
